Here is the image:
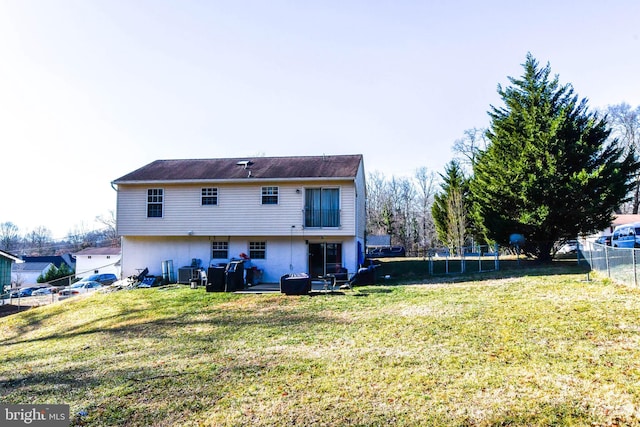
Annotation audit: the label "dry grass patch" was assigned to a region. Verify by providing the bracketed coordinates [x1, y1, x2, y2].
[2, 272, 640, 425]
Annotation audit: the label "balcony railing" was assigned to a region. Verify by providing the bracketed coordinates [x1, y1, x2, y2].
[304, 208, 340, 228]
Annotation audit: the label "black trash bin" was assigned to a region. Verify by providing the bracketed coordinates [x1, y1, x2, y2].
[206, 265, 226, 292]
[225, 260, 245, 292]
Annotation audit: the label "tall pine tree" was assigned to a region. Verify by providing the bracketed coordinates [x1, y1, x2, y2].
[471, 53, 640, 261]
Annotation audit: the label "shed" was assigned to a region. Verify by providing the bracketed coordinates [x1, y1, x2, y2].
[0, 249, 22, 296]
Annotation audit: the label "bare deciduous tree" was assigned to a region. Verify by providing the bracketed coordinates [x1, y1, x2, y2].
[414, 167, 437, 251]
[25, 226, 54, 256]
[452, 127, 488, 172]
[95, 210, 119, 245]
[0, 222, 21, 253]
[606, 103, 640, 213]
[366, 168, 437, 254]
[446, 187, 467, 257]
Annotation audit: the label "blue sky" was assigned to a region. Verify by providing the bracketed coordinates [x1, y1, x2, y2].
[1, 0, 639, 238]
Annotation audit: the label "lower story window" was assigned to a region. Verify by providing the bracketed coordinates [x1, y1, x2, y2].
[212, 242, 228, 259]
[249, 241, 266, 259]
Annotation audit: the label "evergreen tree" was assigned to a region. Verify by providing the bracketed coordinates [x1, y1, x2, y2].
[471, 53, 640, 261]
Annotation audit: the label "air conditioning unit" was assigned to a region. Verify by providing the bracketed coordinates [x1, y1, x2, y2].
[178, 267, 199, 284]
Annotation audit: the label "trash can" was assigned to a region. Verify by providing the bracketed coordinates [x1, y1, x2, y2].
[225, 261, 245, 292]
[207, 265, 226, 292]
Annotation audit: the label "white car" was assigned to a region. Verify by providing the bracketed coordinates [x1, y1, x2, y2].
[32, 287, 55, 296]
[58, 281, 103, 300]
[557, 240, 578, 254]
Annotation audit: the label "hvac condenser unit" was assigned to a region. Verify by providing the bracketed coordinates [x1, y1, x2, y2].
[178, 267, 199, 284]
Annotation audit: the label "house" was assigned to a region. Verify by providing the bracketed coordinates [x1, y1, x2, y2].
[11, 255, 76, 287]
[73, 247, 122, 279]
[20, 254, 76, 272]
[11, 261, 54, 286]
[112, 154, 366, 283]
[0, 249, 22, 296]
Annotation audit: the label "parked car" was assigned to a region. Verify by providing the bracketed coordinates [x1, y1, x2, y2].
[32, 287, 56, 296]
[75, 273, 118, 286]
[366, 246, 406, 258]
[595, 235, 612, 246]
[556, 240, 579, 255]
[611, 222, 640, 248]
[58, 281, 103, 300]
[10, 287, 38, 298]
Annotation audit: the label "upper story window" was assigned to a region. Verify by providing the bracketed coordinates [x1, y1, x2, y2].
[147, 189, 164, 218]
[202, 188, 218, 205]
[261, 186, 278, 205]
[249, 241, 266, 259]
[305, 188, 340, 228]
[212, 241, 228, 259]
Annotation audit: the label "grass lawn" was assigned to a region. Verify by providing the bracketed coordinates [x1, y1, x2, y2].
[2, 265, 640, 426]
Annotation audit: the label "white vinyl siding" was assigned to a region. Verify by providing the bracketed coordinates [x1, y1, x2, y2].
[116, 181, 358, 237]
[355, 161, 366, 240]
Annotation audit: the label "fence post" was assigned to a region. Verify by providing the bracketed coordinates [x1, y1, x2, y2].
[494, 243, 499, 271]
[605, 246, 611, 278]
[634, 248, 638, 288]
[461, 251, 466, 274]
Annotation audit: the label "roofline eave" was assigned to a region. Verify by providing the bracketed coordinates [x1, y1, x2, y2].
[112, 177, 357, 186]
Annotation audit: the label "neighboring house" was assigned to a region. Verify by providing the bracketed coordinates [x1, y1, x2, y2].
[590, 214, 640, 241]
[21, 254, 76, 272]
[11, 261, 55, 286]
[112, 154, 366, 283]
[74, 247, 122, 279]
[1, 249, 22, 295]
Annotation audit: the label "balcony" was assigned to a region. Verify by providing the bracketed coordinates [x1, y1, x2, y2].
[304, 208, 340, 228]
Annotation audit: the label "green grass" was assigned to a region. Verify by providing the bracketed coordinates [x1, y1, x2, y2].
[2, 267, 640, 426]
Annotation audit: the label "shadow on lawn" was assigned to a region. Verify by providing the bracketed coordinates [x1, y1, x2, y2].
[2, 302, 351, 347]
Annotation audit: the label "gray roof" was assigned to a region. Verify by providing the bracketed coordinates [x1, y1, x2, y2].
[74, 247, 121, 256]
[113, 154, 363, 183]
[21, 255, 75, 269]
[13, 262, 54, 273]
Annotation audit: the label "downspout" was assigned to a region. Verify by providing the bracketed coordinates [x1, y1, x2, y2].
[110, 181, 123, 276]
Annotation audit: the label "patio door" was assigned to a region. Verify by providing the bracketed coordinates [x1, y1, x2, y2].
[308, 243, 342, 278]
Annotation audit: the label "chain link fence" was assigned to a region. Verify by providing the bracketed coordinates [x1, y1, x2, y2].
[580, 241, 640, 287]
[415, 244, 501, 275]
